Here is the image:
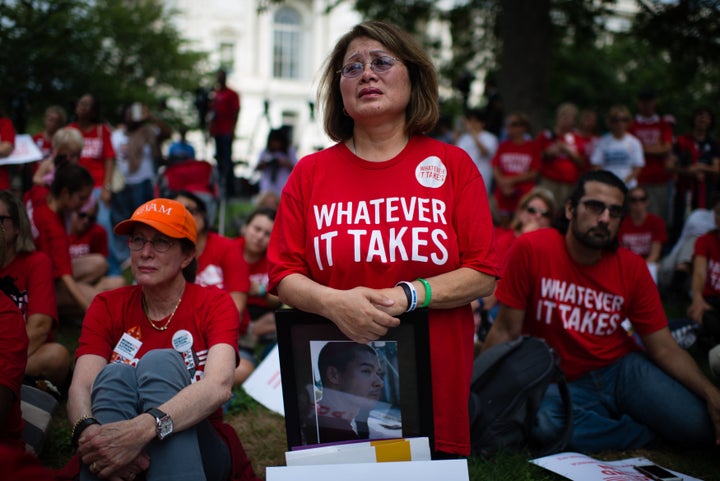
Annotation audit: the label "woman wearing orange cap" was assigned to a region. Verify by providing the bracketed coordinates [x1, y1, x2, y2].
[66, 198, 260, 481]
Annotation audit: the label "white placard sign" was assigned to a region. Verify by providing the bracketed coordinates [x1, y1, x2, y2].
[0, 134, 43, 165]
[241, 344, 284, 416]
[267, 459, 469, 481]
[531, 452, 702, 481]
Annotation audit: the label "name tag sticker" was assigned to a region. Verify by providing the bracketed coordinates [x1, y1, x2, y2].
[113, 332, 142, 360]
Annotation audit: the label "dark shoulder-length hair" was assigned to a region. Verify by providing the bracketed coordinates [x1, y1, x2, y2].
[317, 20, 439, 142]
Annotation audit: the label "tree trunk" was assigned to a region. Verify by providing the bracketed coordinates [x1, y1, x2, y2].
[497, 0, 551, 134]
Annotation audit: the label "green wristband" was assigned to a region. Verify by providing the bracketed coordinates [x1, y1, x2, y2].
[417, 278, 431, 309]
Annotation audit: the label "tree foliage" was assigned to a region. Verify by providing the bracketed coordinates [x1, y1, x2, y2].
[344, 0, 720, 133]
[0, 0, 207, 131]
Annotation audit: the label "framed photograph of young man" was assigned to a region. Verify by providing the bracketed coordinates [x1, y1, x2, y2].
[276, 309, 433, 450]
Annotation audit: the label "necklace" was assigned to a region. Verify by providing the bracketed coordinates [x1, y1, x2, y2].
[142, 291, 183, 331]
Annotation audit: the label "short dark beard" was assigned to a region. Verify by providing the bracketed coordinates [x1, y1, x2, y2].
[570, 217, 619, 252]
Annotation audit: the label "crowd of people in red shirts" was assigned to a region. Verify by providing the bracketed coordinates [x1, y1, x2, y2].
[1, 79, 719, 476]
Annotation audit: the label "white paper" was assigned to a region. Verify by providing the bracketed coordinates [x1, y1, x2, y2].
[530, 452, 702, 481]
[241, 344, 284, 416]
[267, 459, 469, 481]
[286, 445, 378, 466]
[0, 134, 43, 165]
[285, 437, 431, 466]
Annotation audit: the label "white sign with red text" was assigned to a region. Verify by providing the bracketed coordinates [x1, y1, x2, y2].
[531, 452, 701, 481]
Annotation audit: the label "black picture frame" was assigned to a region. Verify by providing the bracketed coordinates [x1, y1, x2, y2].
[276, 309, 433, 451]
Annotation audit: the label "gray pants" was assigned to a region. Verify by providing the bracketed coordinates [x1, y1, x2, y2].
[82, 349, 231, 481]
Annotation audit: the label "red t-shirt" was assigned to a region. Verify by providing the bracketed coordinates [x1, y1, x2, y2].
[209, 88, 240, 137]
[0, 251, 58, 327]
[69, 224, 109, 259]
[536, 130, 586, 184]
[629, 115, 673, 184]
[0, 117, 17, 190]
[0, 293, 28, 448]
[491, 139, 541, 213]
[32, 132, 52, 160]
[22, 185, 50, 209]
[196, 232, 249, 334]
[76, 283, 239, 435]
[68, 122, 116, 187]
[25, 201, 72, 278]
[694, 230, 720, 298]
[235, 237, 270, 310]
[268, 135, 500, 455]
[618, 213, 667, 258]
[495, 228, 667, 381]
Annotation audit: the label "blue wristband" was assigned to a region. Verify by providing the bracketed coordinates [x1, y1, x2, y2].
[396, 281, 417, 312]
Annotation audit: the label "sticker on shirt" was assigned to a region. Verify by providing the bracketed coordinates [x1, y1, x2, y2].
[415, 156, 447, 188]
[112, 330, 142, 366]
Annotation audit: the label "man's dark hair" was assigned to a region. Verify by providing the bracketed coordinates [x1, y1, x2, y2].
[318, 342, 378, 387]
[50, 164, 93, 197]
[567, 170, 628, 211]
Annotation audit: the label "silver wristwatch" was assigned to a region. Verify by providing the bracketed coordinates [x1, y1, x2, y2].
[145, 407, 173, 440]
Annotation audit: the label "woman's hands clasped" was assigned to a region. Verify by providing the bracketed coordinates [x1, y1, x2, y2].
[324, 286, 404, 344]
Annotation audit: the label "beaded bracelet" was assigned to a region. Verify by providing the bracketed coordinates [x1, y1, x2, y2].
[396, 281, 417, 312]
[71, 415, 99, 447]
[416, 278, 432, 308]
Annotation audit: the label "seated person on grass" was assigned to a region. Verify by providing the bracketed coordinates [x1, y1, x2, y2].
[234, 207, 280, 384]
[687, 197, 720, 347]
[0, 190, 70, 392]
[0, 216, 56, 481]
[25, 164, 95, 320]
[618, 186, 667, 265]
[69, 197, 125, 292]
[484, 170, 720, 452]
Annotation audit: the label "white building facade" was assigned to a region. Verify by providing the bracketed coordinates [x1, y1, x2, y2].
[166, 0, 361, 172]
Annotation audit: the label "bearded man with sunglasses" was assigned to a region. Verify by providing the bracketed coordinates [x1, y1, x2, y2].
[484, 169, 720, 452]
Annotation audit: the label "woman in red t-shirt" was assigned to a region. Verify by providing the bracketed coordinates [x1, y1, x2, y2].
[67, 198, 259, 481]
[234, 207, 279, 384]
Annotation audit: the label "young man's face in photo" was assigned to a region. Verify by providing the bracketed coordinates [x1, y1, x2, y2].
[334, 350, 384, 409]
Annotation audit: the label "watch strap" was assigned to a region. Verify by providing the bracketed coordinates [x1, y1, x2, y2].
[144, 407, 172, 440]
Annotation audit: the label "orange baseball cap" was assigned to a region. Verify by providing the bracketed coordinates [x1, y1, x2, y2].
[114, 198, 197, 244]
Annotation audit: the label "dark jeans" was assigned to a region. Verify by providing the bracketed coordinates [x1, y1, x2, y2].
[214, 134, 235, 197]
[533, 352, 713, 452]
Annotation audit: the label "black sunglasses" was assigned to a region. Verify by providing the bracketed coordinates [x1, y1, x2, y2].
[525, 206, 551, 218]
[78, 212, 97, 222]
[581, 199, 625, 218]
[628, 196, 647, 203]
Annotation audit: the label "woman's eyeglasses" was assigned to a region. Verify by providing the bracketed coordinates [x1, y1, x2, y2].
[337, 56, 401, 79]
[581, 199, 625, 218]
[525, 206, 551, 218]
[78, 212, 97, 222]
[128, 235, 174, 253]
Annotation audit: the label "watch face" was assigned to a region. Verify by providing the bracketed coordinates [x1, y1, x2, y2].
[157, 415, 173, 440]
